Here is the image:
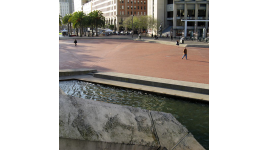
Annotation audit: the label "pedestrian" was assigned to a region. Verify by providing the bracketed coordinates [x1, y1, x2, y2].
[74, 39, 77, 46]
[171, 35, 173, 41]
[139, 33, 141, 39]
[176, 40, 179, 45]
[182, 47, 187, 60]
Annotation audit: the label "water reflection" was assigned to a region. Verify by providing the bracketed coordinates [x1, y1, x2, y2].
[59, 80, 209, 149]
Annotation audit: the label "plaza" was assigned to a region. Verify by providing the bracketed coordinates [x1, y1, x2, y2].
[59, 35, 209, 84]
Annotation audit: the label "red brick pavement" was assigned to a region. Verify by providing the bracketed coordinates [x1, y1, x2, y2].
[59, 39, 209, 84]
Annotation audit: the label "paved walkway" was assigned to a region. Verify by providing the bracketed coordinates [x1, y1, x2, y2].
[59, 35, 209, 84]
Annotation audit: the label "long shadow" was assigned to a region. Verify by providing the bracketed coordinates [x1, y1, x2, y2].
[59, 64, 113, 72]
[186, 59, 209, 63]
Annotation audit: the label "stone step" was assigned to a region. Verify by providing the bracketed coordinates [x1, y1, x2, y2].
[59, 69, 97, 77]
[93, 72, 209, 95]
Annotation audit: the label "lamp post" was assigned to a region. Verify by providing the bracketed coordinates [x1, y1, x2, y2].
[132, 0, 133, 38]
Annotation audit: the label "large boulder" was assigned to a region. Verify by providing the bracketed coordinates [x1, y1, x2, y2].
[59, 88, 205, 150]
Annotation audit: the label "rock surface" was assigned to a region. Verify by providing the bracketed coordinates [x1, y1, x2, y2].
[59, 88, 205, 150]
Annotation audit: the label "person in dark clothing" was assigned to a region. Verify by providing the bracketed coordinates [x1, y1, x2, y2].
[182, 47, 187, 60]
[176, 40, 179, 45]
[74, 39, 77, 46]
[171, 35, 173, 41]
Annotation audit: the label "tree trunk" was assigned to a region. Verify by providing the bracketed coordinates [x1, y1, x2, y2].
[96, 21, 98, 36]
[67, 23, 69, 36]
[76, 28, 78, 36]
[70, 23, 72, 35]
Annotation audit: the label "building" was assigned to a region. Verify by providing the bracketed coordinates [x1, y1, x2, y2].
[117, 0, 147, 31]
[73, 0, 147, 31]
[148, 0, 209, 38]
[59, 0, 74, 17]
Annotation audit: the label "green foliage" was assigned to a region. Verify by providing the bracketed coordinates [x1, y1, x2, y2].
[89, 10, 105, 36]
[109, 25, 114, 30]
[62, 14, 72, 25]
[123, 15, 149, 32]
[123, 16, 133, 30]
[71, 11, 85, 28]
[147, 16, 160, 34]
[59, 15, 62, 26]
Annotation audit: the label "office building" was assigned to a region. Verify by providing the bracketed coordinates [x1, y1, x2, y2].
[148, 0, 209, 38]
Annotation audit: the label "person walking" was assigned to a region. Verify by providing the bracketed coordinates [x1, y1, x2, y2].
[182, 47, 187, 60]
[74, 39, 77, 46]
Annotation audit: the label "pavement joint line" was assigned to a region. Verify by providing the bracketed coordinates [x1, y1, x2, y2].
[59, 74, 209, 102]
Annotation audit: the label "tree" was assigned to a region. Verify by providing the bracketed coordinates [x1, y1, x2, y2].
[90, 10, 105, 36]
[109, 25, 114, 30]
[62, 14, 73, 35]
[122, 16, 132, 32]
[83, 14, 92, 37]
[88, 12, 95, 36]
[59, 15, 62, 26]
[71, 11, 86, 37]
[138, 16, 148, 33]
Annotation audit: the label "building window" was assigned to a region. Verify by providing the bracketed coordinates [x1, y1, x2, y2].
[188, 10, 195, 17]
[144, 1, 146, 4]
[138, 12, 139, 15]
[122, 11, 124, 15]
[134, 6, 136, 9]
[144, 12, 146, 15]
[122, 6, 124, 9]
[128, 0, 129, 3]
[134, 0, 136, 3]
[120, 11, 121, 15]
[134, 11, 136, 14]
[131, 0, 132, 4]
[138, 0, 139, 4]
[119, 0, 121, 3]
[141, 6, 142, 10]
[128, 11, 129, 14]
[131, 6, 132, 9]
[128, 6, 129, 9]
[167, 0, 173, 4]
[122, 0, 124, 3]
[144, 6, 146, 10]
[131, 11, 132, 15]
[141, 12, 143, 15]
[141, 1, 142, 4]
[138, 6, 139, 9]
[167, 11, 173, 18]
[198, 22, 205, 26]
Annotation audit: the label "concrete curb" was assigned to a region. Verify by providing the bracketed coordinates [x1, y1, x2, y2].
[94, 72, 209, 95]
[59, 69, 97, 77]
[59, 36, 209, 48]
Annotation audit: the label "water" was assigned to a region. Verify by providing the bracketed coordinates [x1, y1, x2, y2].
[59, 80, 209, 149]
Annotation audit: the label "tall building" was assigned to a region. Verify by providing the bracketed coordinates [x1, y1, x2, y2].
[59, 0, 74, 17]
[148, 0, 209, 38]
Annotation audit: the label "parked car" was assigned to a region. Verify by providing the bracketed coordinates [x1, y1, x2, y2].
[120, 31, 125, 35]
